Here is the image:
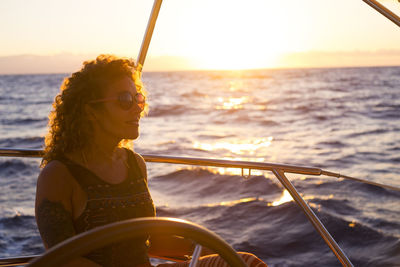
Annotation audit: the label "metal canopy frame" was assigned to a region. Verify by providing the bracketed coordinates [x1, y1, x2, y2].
[362, 0, 400, 27]
[136, 0, 163, 73]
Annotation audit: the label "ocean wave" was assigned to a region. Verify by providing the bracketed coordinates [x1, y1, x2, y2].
[0, 200, 397, 265]
[1, 67, 400, 266]
[0, 136, 44, 148]
[197, 134, 236, 139]
[324, 154, 359, 167]
[0, 158, 30, 169]
[316, 140, 347, 148]
[0, 117, 47, 126]
[0, 215, 43, 257]
[157, 197, 400, 266]
[148, 104, 195, 117]
[391, 156, 400, 163]
[0, 214, 35, 229]
[258, 120, 279, 126]
[0, 158, 39, 178]
[151, 169, 282, 203]
[181, 90, 207, 98]
[355, 182, 400, 198]
[0, 96, 25, 101]
[311, 198, 359, 216]
[388, 146, 400, 152]
[367, 110, 400, 120]
[207, 72, 271, 80]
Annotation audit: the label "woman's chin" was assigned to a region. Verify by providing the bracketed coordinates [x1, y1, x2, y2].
[126, 129, 139, 140]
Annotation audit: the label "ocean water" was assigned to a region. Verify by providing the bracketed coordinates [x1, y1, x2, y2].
[0, 66, 399, 266]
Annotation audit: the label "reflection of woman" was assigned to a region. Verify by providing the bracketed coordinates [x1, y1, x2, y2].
[35, 55, 267, 267]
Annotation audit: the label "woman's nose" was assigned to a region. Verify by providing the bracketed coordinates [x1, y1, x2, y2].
[131, 101, 144, 114]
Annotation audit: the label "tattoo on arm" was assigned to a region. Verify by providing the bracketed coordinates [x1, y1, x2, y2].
[36, 199, 76, 248]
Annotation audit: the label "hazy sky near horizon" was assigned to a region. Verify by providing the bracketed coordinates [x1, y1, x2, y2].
[1, 0, 399, 70]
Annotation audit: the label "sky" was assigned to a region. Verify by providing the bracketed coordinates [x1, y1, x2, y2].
[0, 0, 399, 73]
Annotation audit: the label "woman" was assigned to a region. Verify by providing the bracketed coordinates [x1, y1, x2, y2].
[35, 54, 267, 267]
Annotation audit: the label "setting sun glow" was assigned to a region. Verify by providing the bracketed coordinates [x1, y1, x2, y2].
[0, 0, 399, 73]
[170, 1, 306, 70]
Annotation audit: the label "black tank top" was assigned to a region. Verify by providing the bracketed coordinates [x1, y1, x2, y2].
[59, 149, 156, 267]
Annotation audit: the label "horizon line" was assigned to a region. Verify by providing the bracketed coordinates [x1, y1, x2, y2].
[1, 64, 399, 76]
[1, 50, 400, 75]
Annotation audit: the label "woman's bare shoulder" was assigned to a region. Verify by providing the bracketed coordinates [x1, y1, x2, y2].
[38, 160, 71, 182]
[36, 160, 74, 201]
[133, 151, 146, 165]
[122, 148, 147, 179]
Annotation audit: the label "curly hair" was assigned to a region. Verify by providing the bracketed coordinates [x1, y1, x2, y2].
[41, 54, 147, 167]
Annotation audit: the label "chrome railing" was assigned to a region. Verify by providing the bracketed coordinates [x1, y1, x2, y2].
[1, 148, 400, 266]
[3, 148, 388, 267]
[1, 148, 398, 191]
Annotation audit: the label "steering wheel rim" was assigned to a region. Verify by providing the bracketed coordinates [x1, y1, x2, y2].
[28, 217, 247, 267]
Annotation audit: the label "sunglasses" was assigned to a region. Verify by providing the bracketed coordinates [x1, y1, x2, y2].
[89, 91, 146, 111]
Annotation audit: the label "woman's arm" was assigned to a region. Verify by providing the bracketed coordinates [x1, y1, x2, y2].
[35, 198, 75, 248]
[35, 161, 101, 267]
[35, 160, 76, 248]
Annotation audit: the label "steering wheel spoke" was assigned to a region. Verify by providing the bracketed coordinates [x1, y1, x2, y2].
[188, 244, 203, 267]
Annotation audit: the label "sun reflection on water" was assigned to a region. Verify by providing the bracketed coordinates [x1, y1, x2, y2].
[228, 80, 244, 91]
[270, 189, 294, 206]
[216, 97, 248, 110]
[193, 137, 273, 155]
[193, 137, 274, 175]
[205, 197, 258, 207]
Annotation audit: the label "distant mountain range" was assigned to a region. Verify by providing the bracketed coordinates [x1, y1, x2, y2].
[0, 53, 196, 74]
[0, 53, 96, 74]
[276, 50, 400, 69]
[0, 51, 399, 74]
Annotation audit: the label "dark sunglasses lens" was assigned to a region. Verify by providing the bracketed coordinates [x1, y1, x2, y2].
[118, 92, 134, 110]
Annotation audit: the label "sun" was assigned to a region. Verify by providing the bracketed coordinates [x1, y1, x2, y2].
[194, 44, 282, 70]
[183, 21, 286, 70]
[163, 1, 310, 70]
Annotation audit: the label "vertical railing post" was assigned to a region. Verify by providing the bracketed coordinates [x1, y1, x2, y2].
[272, 169, 353, 267]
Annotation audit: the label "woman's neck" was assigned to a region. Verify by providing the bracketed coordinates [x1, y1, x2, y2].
[83, 134, 122, 166]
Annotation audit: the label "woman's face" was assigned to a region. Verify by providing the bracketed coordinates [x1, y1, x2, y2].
[91, 76, 143, 141]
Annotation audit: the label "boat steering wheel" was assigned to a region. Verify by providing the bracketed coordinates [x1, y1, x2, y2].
[28, 217, 247, 267]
